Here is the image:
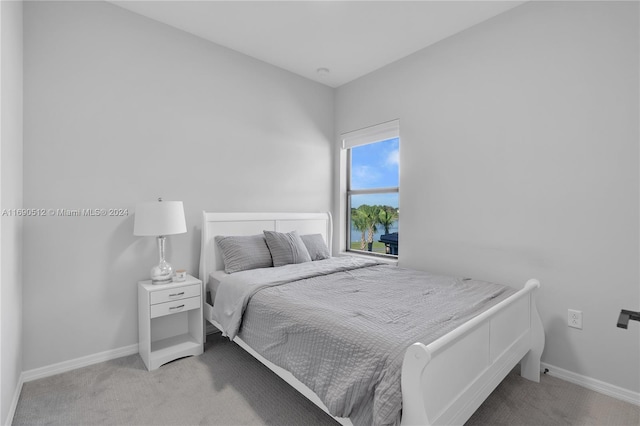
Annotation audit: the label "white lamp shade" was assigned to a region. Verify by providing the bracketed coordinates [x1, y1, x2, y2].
[134, 201, 187, 236]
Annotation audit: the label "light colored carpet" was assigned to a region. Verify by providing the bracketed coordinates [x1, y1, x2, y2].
[13, 333, 640, 425]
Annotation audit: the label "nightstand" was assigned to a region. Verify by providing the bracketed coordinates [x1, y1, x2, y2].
[138, 275, 204, 371]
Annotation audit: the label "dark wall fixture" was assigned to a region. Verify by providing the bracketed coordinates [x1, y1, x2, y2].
[617, 310, 640, 329]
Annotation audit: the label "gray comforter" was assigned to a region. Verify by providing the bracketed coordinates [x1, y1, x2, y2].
[212, 257, 516, 426]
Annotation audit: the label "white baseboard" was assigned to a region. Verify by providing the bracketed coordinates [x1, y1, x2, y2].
[4, 372, 25, 426]
[22, 343, 139, 383]
[541, 362, 640, 406]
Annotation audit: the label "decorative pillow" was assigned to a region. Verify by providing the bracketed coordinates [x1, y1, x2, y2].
[263, 230, 312, 267]
[214, 234, 273, 274]
[301, 234, 331, 261]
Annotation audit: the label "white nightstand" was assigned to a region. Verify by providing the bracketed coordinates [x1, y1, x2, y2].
[138, 275, 204, 371]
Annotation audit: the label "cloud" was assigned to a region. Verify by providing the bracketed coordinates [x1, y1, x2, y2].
[386, 149, 399, 167]
[351, 165, 382, 188]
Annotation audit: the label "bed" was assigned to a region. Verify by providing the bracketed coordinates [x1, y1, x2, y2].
[199, 211, 544, 426]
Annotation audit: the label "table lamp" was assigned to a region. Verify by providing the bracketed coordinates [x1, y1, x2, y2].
[134, 198, 187, 284]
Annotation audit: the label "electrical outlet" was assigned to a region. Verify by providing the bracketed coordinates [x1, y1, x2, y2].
[568, 309, 583, 329]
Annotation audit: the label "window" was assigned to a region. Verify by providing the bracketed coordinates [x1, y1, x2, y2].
[341, 120, 399, 258]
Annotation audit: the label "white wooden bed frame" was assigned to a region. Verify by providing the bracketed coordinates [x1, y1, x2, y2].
[199, 211, 545, 426]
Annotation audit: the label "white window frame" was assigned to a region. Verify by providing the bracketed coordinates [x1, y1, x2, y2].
[339, 119, 400, 259]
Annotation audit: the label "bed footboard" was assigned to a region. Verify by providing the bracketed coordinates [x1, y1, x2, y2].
[400, 279, 544, 426]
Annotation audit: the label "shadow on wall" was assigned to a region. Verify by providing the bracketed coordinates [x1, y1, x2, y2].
[106, 213, 148, 344]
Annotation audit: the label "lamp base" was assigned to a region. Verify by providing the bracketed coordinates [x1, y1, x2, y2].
[150, 262, 173, 285]
[149, 235, 174, 284]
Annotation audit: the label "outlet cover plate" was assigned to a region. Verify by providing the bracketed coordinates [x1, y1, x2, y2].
[568, 309, 583, 329]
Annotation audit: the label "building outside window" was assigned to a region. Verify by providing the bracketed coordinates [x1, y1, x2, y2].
[341, 120, 399, 258]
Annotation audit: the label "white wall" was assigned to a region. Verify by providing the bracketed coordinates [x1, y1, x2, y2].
[22, 1, 333, 371]
[336, 1, 639, 394]
[1, 0, 24, 423]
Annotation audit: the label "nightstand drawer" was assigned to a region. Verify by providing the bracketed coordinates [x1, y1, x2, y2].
[150, 296, 201, 319]
[150, 284, 200, 305]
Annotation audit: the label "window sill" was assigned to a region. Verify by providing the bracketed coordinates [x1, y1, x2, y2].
[337, 251, 398, 266]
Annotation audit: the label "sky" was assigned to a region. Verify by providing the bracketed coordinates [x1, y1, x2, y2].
[350, 137, 399, 208]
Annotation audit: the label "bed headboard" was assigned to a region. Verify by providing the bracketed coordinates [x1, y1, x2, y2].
[199, 212, 333, 282]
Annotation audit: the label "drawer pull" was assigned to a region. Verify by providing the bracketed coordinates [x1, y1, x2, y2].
[169, 292, 184, 297]
[169, 304, 185, 310]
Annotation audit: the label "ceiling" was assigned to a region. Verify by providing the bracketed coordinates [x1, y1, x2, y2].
[111, 1, 526, 88]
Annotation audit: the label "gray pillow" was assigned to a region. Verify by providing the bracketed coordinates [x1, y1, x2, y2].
[301, 234, 331, 261]
[215, 234, 273, 274]
[263, 230, 311, 267]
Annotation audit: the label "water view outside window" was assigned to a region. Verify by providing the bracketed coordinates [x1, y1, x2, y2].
[348, 138, 399, 256]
